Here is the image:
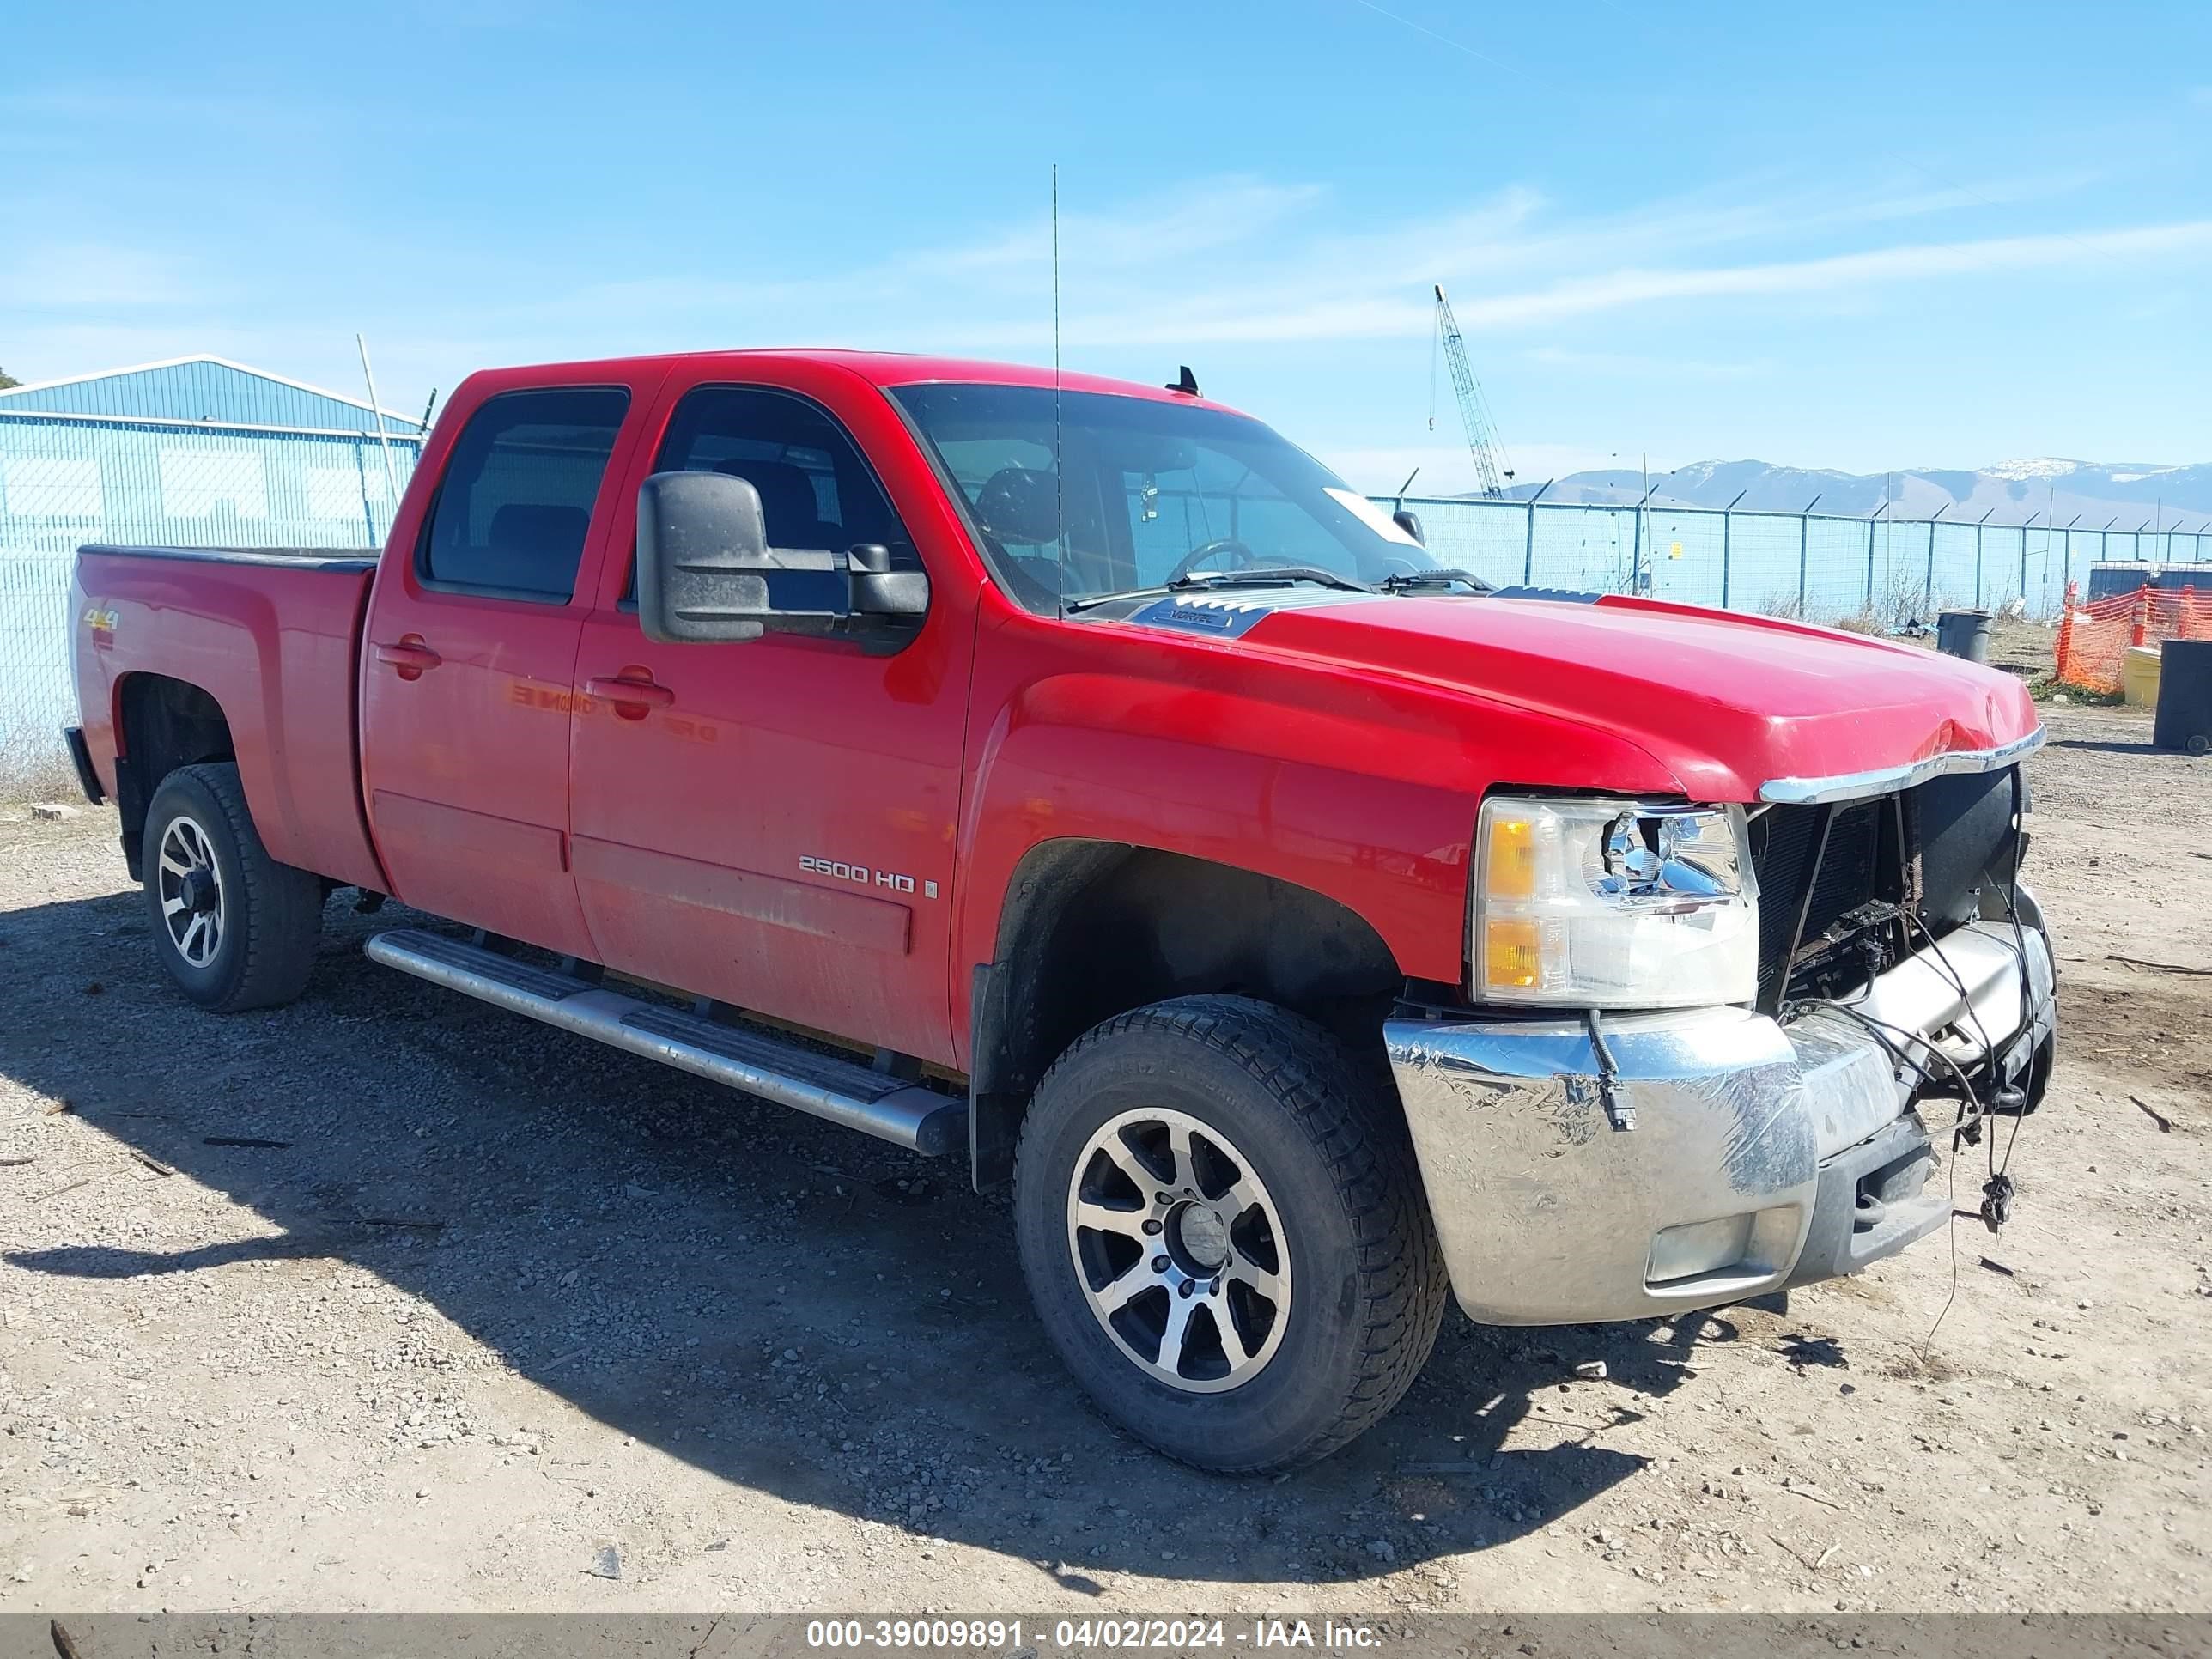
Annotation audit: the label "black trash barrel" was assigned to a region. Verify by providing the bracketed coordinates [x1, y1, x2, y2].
[1936, 609, 1993, 663]
[2154, 639, 2212, 757]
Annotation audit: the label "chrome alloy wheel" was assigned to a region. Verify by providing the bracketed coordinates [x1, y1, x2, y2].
[156, 813, 226, 969]
[1066, 1107, 1291, 1393]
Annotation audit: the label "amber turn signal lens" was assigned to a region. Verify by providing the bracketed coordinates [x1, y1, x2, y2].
[1485, 917, 1542, 988]
[1486, 817, 1537, 900]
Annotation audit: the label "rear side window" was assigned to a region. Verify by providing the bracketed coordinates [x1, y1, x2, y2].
[419, 386, 630, 599]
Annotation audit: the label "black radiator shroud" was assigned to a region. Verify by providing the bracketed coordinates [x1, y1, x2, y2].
[1749, 766, 2019, 1013]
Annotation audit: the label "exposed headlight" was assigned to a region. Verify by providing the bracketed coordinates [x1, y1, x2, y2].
[1472, 796, 1759, 1008]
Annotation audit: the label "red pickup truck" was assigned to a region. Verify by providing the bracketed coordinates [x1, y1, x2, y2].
[65, 349, 2057, 1471]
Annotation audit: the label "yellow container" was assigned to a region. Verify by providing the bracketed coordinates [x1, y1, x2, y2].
[2123, 643, 2163, 707]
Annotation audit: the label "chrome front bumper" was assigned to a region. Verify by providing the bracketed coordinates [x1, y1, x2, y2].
[1384, 915, 2056, 1325]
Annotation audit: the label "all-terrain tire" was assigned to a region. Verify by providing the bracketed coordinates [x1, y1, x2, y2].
[1012, 994, 1449, 1472]
[142, 763, 324, 1012]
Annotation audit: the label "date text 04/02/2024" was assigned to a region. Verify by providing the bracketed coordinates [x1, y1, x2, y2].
[804, 1620, 1385, 1650]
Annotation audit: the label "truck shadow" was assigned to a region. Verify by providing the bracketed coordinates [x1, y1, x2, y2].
[0, 881, 1822, 1591]
[2046, 737, 2166, 757]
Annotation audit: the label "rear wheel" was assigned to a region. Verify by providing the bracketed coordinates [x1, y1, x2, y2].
[1012, 994, 1447, 1472]
[142, 763, 324, 1012]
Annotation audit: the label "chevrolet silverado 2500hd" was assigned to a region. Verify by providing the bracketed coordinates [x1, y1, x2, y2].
[65, 350, 2057, 1471]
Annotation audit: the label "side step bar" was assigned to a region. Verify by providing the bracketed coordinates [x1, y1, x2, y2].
[365, 927, 967, 1157]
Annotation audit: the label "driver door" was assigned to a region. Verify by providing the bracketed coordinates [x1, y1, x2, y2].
[566, 376, 975, 1064]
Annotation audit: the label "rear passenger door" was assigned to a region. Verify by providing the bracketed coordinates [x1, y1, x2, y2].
[360, 381, 643, 957]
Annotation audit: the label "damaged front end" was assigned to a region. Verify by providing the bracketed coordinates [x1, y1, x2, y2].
[1384, 756, 2055, 1327]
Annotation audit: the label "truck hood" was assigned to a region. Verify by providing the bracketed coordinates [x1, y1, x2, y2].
[1142, 588, 2044, 802]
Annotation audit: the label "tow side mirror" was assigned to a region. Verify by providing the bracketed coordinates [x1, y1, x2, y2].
[846, 543, 932, 625]
[635, 471, 928, 649]
[1393, 509, 1425, 546]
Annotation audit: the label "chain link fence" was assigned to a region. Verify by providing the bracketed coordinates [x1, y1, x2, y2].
[1388, 495, 2212, 624]
[0, 410, 421, 793]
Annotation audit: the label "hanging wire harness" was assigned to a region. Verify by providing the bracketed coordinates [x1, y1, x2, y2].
[1777, 767, 2050, 1345]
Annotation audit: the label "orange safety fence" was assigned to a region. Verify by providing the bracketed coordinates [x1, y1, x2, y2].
[2053, 580, 2212, 694]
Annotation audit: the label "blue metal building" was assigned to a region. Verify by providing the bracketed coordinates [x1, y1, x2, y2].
[0, 356, 427, 772]
[0, 356, 424, 436]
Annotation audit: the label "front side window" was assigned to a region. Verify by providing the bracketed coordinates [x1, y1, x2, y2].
[419, 386, 630, 599]
[888, 382, 1437, 612]
[629, 386, 917, 604]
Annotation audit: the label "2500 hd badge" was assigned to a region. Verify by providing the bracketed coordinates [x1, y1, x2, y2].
[799, 854, 938, 900]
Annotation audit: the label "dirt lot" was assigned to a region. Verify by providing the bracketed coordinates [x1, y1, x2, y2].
[1, 701, 2206, 1617]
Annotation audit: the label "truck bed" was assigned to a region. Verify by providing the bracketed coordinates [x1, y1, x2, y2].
[72, 543, 388, 893]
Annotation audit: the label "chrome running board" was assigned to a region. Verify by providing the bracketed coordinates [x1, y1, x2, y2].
[365, 927, 965, 1156]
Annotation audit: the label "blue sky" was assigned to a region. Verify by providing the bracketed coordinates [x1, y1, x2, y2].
[3, 1, 2207, 491]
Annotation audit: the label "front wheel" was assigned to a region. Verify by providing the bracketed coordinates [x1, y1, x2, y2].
[142, 763, 325, 1012]
[1012, 995, 1448, 1472]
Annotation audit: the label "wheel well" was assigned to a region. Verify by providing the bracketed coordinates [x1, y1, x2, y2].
[968, 842, 1403, 1186]
[114, 674, 235, 880]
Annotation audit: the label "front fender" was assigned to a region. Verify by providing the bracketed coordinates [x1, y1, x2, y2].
[948, 603, 1696, 1071]
[951, 672, 1486, 1070]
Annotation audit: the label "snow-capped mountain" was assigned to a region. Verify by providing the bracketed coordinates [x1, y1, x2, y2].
[1498, 458, 2212, 524]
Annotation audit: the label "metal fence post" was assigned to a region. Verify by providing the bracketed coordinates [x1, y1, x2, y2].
[1923, 504, 1948, 610]
[1865, 511, 1877, 609]
[1796, 493, 1820, 611]
[1523, 479, 1553, 585]
[1633, 480, 1661, 596]
[1718, 489, 1745, 611]
[1973, 509, 1990, 607]
[354, 447, 378, 544]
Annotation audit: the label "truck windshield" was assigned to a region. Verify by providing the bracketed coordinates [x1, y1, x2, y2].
[888, 383, 1441, 613]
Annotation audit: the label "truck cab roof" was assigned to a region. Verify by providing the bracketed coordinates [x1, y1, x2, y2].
[456, 348, 1245, 414]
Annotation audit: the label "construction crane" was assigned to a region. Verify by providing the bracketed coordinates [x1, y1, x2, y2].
[1428, 283, 1514, 499]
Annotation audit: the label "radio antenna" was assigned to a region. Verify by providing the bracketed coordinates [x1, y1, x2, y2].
[1052, 162, 1066, 619]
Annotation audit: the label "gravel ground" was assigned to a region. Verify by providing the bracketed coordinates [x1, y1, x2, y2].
[0, 702, 2205, 1616]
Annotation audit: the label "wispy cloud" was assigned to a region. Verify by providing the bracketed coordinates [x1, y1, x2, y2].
[0, 242, 213, 309]
[970, 215, 2212, 349]
[8, 161, 2199, 414]
[822, 167, 2187, 350]
[299, 167, 2212, 404]
[1526, 346, 1771, 380]
[538, 176, 1334, 328]
[1437, 219, 2212, 335]
[0, 85, 343, 139]
[1341, 0, 1527, 76]
[909, 177, 1328, 278]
